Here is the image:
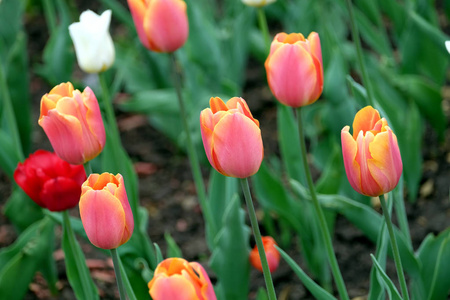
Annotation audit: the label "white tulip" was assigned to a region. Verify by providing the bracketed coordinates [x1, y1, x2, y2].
[69, 10, 115, 73]
[242, 0, 276, 7]
[446, 41, 450, 54]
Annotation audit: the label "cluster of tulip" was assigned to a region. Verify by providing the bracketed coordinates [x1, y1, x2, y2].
[10, 0, 409, 299]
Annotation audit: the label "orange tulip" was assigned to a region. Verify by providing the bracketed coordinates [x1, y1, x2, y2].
[341, 106, 403, 197]
[79, 173, 134, 249]
[148, 258, 217, 300]
[265, 32, 323, 107]
[39, 82, 106, 165]
[200, 97, 264, 178]
[249, 236, 280, 273]
[127, 0, 189, 52]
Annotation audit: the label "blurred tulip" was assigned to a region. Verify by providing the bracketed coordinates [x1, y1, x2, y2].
[69, 10, 115, 73]
[446, 41, 450, 54]
[242, 0, 276, 7]
[341, 106, 403, 197]
[249, 236, 280, 273]
[200, 97, 264, 178]
[265, 32, 323, 107]
[148, 258, 216, 300]
[39, 82, 106, 165]
[79, 173, 134, 249]
[14, 150, 86, 211]
[127, 0, 188, 52]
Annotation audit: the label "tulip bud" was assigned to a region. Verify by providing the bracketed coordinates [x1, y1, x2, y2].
[341, 106, 403, 197]
[39, 82, 106, 165]
[249, 236, 280, 273]
[200, 97, 264, 178]
[148, 258, 217, 300]
[265, 32, 323, 107]
[127, 0, 189, 52]
[79, 173, 134, 249]
[69, 10, 115, 73]
[14, 150, 86, 212]
[242, 0, 276, 7]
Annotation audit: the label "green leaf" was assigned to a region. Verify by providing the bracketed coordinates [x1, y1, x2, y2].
[210, 195, 250, 300]
[276, 246, 336, 300]
[370, 255, 402, 300]
[0, 130, 20, 178]
[118, 89, 178, 115]
[153, 243, 164, 265]
[164, 232, 183, 258]
[4, 187, 44, 232]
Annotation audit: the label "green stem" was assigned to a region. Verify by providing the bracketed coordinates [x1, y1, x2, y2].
[257, 7, 271, 53]
[98, 73, 121, 143]
[169, 52, 217, 240]
[83, 161, 92, 176]
[379, 194, 410, 300]
[119, 254, 137, 300]
[393, 184, 412, 248]
[0, 64, 24, 161]
[344, 0, 375, 107]
[42, 0, 57, 34]
[62, 211, 92, 299]
[110, 248, 127, 300]
[296, 107, 349, 300]
[240, 178, 276, 300]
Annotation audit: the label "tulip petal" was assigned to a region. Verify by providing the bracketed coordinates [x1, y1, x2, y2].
[190, 262, 217, 300]
[368, 129, 403, 194]
[307, 32, 322, 66]
[266, 43, 318, 107]
[212, 113, 263, 178]
[341, 126, 362, 194]
[200, 108, 215, 170]
[79, 189, 126, 249]
[356, 131, 383, 196]
[40, 177, 82, 211]
[210, 97, 228, 114]
[127, 0, 150, 49]
[150, 275, 198, 300]
[352, 106, 380, 139]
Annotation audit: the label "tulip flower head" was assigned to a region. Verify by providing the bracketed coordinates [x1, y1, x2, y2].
[79, 173, 134, 249]
[265, 32, 323, 107]
[148, 258, 217, 300]
[249, 236, 280, 273]
[446, 41, 450, 54]
[69, 10, 115, 73]
[127, 0, 189, 52]
[14, 150, 86, 211]
[341, 106, 403, 197]
[200, 97, 264, 178]
[242, 0, 276, 7]
[39, 82, 106, 165]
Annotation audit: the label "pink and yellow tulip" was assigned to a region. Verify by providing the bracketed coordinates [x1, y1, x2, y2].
[341, 106, 403, 197]
[249, 236, 280, 273]
[148, 258, 216, 300]
[79, 173, 134, 249]
[127, 0, 189, 52]
[39, 82, 105, 165]
[200, 97, 264, 178]
[265, 32, 323, 107]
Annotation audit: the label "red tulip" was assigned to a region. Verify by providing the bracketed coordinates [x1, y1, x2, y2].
[200, 97, 264, 178]
[14, 150, 86, 211]
[249, 236, 280, 273]
[341, 106, 403, 197]
[79, 173, 134, 249]
[265, 32, 323, 107]
[148, 258, 217, 300]
[127, 0, 189, 52]
[39, 82, 106, 165]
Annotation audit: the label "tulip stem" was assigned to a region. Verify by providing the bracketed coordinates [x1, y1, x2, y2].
[257, 7, 271, 53]
[98, 73, 121, 143]
[110, 248, 127, 300]
[296, 107, 349, 300]
[379, 193, 410, 300]
[240, 178, 277, 300]
[344, 0, 375, 107]
[169, 52, 217, 241]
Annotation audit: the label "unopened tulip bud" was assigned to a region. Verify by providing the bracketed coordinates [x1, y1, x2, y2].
[249, 236, 280, 273]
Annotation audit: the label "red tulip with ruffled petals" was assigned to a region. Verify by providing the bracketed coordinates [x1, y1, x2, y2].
[39, 82, 105, 165]
[14, 150, 86, 211]
[148, 258, 217, 300]
[341, 106, 403, 197]
[200, 97, 264, 178]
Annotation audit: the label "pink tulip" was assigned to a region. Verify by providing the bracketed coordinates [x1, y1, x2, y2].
[249, 236, 280, 273]
[127, 0, 189, 52]
[200, 97, 264, 178]
[148, 258, 217, 300]
[265, 32, 323, 107]
[341, 106, 403, 197]
[79, 173, 134, 249]
[38, 82, 106, 165]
